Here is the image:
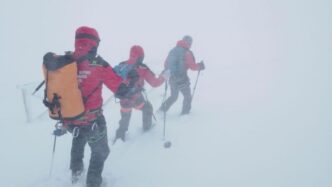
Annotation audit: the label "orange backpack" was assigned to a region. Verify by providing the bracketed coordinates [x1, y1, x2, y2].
[42, 52, 85, 120]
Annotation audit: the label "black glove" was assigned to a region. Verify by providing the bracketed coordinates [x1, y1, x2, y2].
[198, 61, 205, 70]
[53, 128, 67, 136]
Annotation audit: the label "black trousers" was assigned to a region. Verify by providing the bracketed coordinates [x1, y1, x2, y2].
[161, 76, 192, 114]
[69, 114, 110, 187]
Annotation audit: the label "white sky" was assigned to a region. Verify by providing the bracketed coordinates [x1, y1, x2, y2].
[0, 0, 331, 186]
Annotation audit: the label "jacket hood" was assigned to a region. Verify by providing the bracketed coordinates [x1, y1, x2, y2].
[128, 45, 144, 64]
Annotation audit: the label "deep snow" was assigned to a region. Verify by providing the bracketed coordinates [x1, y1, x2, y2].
[0, 0, 331, 187]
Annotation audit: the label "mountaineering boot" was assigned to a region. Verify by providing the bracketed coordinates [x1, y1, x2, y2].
[72, 169, 84, 184]
[143, 122, 152, 132]
[115, 128, 126, 142]
[142, 102, 153, 132]
[113, 111, 130, 143]
[86, 181, 101, 187]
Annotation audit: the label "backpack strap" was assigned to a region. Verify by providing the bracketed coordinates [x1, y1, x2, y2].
[95, 56, 110, 67]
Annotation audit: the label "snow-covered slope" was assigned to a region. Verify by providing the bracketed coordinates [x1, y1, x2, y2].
[0, 0, 331, 187]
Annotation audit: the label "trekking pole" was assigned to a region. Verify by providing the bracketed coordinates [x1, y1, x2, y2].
[49, 134, 57, 177]
[162, 81, 168, 140]
[32, 80, 45, 95]
[49, 121, 65, 177]
[161, 81, 172, 148]
[191, 70, 201, 101]
[102, 95, 115, 107]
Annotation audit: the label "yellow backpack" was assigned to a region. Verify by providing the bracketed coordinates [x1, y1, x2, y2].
[42, 52, 85, 120]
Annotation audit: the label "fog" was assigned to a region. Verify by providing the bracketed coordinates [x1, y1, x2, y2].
[0, 0, 331, 186]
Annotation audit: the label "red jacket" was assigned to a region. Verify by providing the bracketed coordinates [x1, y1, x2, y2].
[77, 57, 122, 109]
[165, 40, 201, 71]
[126, 45, 165, 90]
[66, 26, 124, 125]
[135, 64, 165, 89]
[65, 56, 123, 125]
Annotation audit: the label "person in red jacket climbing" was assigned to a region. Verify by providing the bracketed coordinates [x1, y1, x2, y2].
[113, 45, 169, 143]
[60, 26, 132, 187]
[159, 35, 205, 115]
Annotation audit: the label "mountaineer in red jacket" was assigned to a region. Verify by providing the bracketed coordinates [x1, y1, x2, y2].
[113, 45, 169, 143]
[159, 35, 205, 115]
[61, 26, 132, 187]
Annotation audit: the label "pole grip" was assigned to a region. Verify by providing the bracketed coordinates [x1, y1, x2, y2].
[192, 70, 201, 101]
